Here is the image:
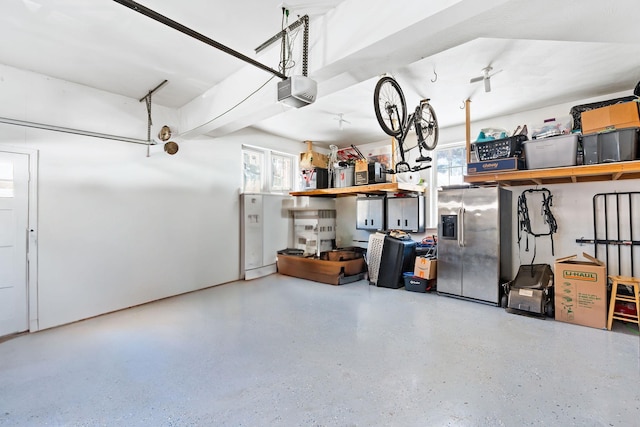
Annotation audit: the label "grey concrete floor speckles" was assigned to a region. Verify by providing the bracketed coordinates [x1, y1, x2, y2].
[1, 275, 639, 426]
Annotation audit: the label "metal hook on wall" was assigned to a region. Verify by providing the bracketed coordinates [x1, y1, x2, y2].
[431, 68, 438, 83]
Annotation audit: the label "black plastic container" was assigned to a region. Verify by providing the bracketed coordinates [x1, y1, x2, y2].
[376, 236, 416, 289]
[582, 128, 639, 164]
[300, 167, 329, 190]
[403, 272, 429, 292]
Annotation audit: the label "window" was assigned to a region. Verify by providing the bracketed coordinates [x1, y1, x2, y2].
[0, 162, 14, 198]
[436, 145, 467, 187]
[426, 144, 467, 227]
[243, 148, 264, 193]
[242, 146, 296, 193]
[270, 153, 294, 192]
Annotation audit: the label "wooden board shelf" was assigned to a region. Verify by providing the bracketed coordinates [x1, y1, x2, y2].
[290, 182, 426, 197]
[463, 161, 640, 186]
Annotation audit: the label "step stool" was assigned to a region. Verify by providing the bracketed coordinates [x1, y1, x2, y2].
[607, 275, 640, 331]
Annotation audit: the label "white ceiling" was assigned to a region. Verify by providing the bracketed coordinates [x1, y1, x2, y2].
[2, 0, 640, 148]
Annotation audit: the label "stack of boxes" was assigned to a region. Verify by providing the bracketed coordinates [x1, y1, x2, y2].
[292, 208, 336, 257]
[468, 99, 639, 173]
[403, 256, 437, 293]
[580, 102, 640, 165]
[299, 141, 329, 190]
[298, 143, 389, 190]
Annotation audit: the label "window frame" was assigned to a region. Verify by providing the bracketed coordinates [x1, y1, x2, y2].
[242, 144, 297, 194]
[426, 142, 467, 228]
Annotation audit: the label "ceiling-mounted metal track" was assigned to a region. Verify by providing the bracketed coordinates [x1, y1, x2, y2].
[138, 79, 168, 103]
[113, 0, 287, 80]
[254, 15, 307, 53]
[254, 15, 310, 77]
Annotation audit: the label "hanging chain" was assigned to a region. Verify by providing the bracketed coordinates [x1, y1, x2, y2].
[145, 91, 153, 157]
[145, 91, 152, 142]
[302, 15, 309, 77]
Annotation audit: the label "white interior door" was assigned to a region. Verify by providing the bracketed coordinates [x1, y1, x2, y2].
[0, 152, 29, 336]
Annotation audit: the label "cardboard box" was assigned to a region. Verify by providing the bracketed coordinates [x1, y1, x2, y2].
[466, 158, 525, 174]
[354, 159, 369, 185]
[581, 101, 640, 134]
[554, 253, 607, 329]
[414, 257, 436, 280]
[300, 151, 328, 169]
[299, 140, 329, 169]
[276, 253, 366, 285]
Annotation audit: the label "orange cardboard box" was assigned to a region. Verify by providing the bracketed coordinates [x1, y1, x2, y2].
[581, 102, 640, 134]
[414, 257, 437, 280]
[554, 252, 607, 329]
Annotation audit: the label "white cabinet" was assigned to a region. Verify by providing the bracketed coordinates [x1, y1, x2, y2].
[386, 196, 425, 232]
[356, 196, 385, 230]
[240, 193, 292, 279]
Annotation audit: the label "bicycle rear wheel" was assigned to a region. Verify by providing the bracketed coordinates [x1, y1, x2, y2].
[416, 102, 439, 150]
[373, 77, 407, 137]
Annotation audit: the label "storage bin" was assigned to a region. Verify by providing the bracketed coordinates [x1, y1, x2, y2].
[403, 272, 429, 293]
[582, 128, 639, 165]
[523, 133, 579, 169]
[300, 168, 329, 190]
[332, 165, 354, 188]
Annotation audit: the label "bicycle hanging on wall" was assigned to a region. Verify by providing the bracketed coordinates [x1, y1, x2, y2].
[373, 76, 439, 174]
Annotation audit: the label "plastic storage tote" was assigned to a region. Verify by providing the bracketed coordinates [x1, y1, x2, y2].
[403, 272, 429, 292]
[582, 128, 639, 165]
[523, 133, 579, 169]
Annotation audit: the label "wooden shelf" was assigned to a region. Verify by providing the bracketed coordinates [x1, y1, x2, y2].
[463, 161, 640, 186]
[289, 182, 426, 197]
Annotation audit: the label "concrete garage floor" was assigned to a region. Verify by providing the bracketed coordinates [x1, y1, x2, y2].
[1, 275, 639, 426]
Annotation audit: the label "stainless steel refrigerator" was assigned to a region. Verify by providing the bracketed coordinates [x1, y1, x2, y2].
[437, 185, 512, 305]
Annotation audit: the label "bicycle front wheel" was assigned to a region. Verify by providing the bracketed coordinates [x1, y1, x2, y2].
[416, 102, 439, 150]
[373, 77, 407, 138]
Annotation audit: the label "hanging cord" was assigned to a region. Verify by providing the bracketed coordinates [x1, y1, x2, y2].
[277, 7, 305, 76]
[517, 188, 558, 266]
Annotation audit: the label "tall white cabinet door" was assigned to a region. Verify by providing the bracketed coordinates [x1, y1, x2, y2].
[0, 152, 29, 336]
[262, 195, 289, 266]
[242, 194, 263, 271]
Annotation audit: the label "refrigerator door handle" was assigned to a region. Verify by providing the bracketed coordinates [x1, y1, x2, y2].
[458, 207, 465, 247]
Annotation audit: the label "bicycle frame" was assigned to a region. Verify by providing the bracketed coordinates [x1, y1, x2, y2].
[386, 102, 432, 173]
[374, 76, 438, 173]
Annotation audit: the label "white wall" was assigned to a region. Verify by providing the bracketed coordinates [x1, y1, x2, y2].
[0, 64, 305, 330]
[336, 89, 640, 279]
